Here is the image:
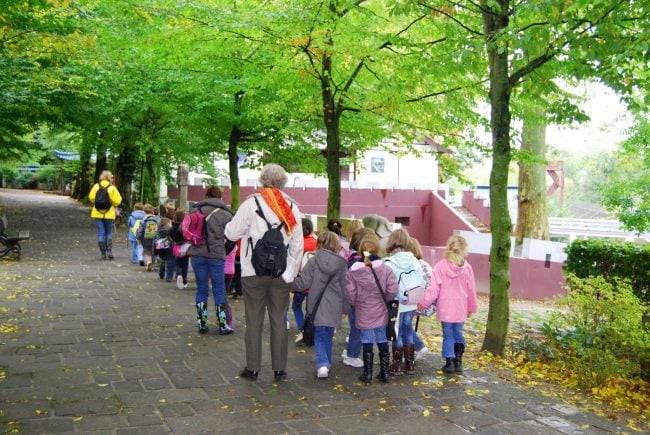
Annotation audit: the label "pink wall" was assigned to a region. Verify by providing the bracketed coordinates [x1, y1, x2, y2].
[429, 191, 475, 246]
[424, 246, 566, 301]
[462, 190, 491, 229]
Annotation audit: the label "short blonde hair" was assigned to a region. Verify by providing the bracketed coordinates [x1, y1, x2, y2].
[99, 170, 113, 182]
[386, 228, 412, 254]
[258, 163, 288, 189]
[445, 235, 468, 267]
[345, 219, 364, 240]
[317, 230, 341, 254]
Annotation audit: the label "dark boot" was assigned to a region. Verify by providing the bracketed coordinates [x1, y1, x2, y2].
[390, 346, 403, 376]
[403, 344, 416, 375]
[454, 343, 465, 372]
[359, 350, 373, 384]
[98, 242, 107, 260]
[106, 240, 114, 260]
[442, 357, 455, 373]
[376, 347, 390, 383]
[216, 304, 234, 335]
[196, 302, 208, 333]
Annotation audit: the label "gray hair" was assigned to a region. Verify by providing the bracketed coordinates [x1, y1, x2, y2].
[258, 163, 288, 189]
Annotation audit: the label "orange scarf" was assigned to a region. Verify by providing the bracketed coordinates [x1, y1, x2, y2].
[259, 187, 297, 236]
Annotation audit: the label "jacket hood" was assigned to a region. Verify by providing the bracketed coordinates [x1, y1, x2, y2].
[314, 249, 347, 275]
[130, 210, 145, 218]
[385, 251, 418, 273]
[349, 258, 383, 272]
[440, 258, 467, 278]
[194, 198, 232, 214]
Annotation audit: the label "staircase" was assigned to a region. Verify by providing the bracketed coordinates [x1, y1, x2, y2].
[453, 206, 490, 233]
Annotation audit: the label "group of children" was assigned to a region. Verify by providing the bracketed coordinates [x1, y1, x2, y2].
[291, 219, 478, 383]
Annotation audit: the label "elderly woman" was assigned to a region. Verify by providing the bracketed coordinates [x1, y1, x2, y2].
[88, 170, 122, 260]
[225, 164, 303, 382]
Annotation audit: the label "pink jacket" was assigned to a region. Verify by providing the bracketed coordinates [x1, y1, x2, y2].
[345, 260, 398, 330]
[224, 244, 237, 275]
[419, 258, 477, 323]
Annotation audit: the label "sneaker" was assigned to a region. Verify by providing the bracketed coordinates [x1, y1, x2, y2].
[286, 319, 291, 330]
[343, 355, 364, 368]
[341, 349, 348, 359]
[317, 366, 329, 379]
[345, 335, 349, 343]
[146, 262, 153, 272]
[176, 275, 184, 290]
[294, 332, 303, 344]
[415, 347, 429, 362]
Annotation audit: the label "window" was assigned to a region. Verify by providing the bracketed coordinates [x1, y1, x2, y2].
[395, 217, 410, 226]
[370, 157, 385, 173]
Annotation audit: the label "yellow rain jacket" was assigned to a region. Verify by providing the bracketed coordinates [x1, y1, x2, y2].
[88, 180, 122, 219]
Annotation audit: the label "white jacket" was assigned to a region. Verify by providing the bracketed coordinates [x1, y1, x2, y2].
[224, 193, 303, 279]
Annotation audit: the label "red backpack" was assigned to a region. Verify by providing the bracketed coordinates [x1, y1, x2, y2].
[181, 207, 222, 247]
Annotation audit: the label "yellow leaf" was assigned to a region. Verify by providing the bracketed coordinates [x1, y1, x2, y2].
[422, 409, 430, 416]
[221, 405, 229, 409]
[97, 383, 108, 387]
[159, 399, 166, 403]
[73, 416, 83, 422]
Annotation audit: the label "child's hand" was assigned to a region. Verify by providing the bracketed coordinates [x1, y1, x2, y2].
[416, 303, 425, 311]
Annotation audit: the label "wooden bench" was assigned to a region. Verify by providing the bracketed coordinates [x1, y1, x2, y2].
[0, 215, 30, 260]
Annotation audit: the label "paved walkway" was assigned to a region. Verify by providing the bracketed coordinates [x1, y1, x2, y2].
[0, 189, 627, 434]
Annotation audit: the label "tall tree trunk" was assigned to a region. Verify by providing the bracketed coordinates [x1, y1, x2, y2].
[321, 51, 341, 220]
[94, 139, 107, 184]
[115, 140, 138, 211]
[515, 105, 550, 243]
[75, 136, 93, 200]
[481, 0, 512, 357]
[228, 126, 242, 211]
[145, 155, 158, 206]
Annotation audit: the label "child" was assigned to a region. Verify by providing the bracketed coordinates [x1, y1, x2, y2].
[127, 203, 145, 264]
[226, 240, 242, 298]
[408, 237, 432, 361]
[292, 218, 318, 340]
[293, 231, 348, 379]
[345, 237, 398, 384]
[169, 209, 189, 289]
[136, 204, 159, 272]
[156, 217, 174, 282]
[384, 228, 425, 376]
[417, 235, 477, 373]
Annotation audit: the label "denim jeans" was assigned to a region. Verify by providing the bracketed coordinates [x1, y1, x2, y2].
[129, 240, 139, 263]
[346, 307, 362, 358]
[94, 218, 114, 243]
[395, 310, 415, 348]
[414, 331, 425, 352]
[360, 326, 387, 344]
[159, 255, 175, 281]
[292, 292, 306, 330]
[175, 256, 189, 284]
[314, 326, 335, 369]
[441, 322, 465, 358]
[191, 256, 226, 305]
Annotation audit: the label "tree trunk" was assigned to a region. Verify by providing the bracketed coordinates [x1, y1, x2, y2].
[321, 52, 341, 220]
[115, 140, 139, 211]
[481, 0, 512, 357]
[94, 139, 107, 184]
[228, 126, 242, 211]
[145, 155, 158, 206]
[75, 137, 93, 201]
[515, 105, 550, 244]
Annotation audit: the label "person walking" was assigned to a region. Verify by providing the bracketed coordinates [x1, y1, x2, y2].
[224, 163, 303, 382]
[188, 186, 234, 335]
[417, 235, 477, 373]
[88, 170, 122, 260]
[345, 237, 398, 384]
[292, 217, 318, 340]
[169, 209, 189, 289]
[293, 231, 347, 379]
[127, 203, 145, 264]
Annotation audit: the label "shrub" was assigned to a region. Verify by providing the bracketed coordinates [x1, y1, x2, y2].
[564, 238, 649, 303]
[541, 274, 649, 388]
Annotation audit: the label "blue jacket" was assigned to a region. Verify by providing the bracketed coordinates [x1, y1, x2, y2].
[127, 210, 145, 242]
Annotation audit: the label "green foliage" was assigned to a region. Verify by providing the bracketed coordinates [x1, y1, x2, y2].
[512, 334, 556, 363]
[564, 238, 649, 303]
[540, 274, 649, 387]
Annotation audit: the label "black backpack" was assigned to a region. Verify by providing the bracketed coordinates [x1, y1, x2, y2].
[94, 185, 112, 212]
[250, 196, 289, 278]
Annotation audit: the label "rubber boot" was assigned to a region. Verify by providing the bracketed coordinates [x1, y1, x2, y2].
[216, 304, 234, 335]
[196, 302, 208, 333]
[98, 241, 107, 260]
[359, 350, 373, 384]
[390, 346, 403, 376]
[403, 344, 416, 375]
[376, 347, 390, 383]
[454, 343, 465, 372]
[106, 240, 114, 260]
[442, 357, 455, 373]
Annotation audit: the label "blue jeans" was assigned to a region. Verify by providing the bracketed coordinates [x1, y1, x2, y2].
[395, 310, 415, 348]
[159, 255, 175, 281]
[94, 218, 114, 243]
[175, 256, 189, 284]
[360, 326, 387, 344]
[129, 240, 139, 263]
[414, 331, 425, 352]
[292, 292, 306, 330]
[191, 256, 226, 305]
[346, 307, 362, 358]
[441, 322, 465, 358]
[314, 326, 335, 369]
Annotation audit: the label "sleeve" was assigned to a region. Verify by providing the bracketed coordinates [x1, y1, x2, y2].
[384, 267, 399, 301]
[287, 204, 304, 272]
[136, 219, 145, 241]
[345, 271, 358, 307]
[224, 199, 253, 241]
[466, 264, 478, 314]
[88, 183, 98, 203]
[110, 185, 122, 207]
[293, 256, 314, 292]
[419, 264, 442, 308]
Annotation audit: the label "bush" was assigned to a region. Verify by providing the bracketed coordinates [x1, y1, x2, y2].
[564, 238, 649, 303]
[541, 274, 649, 388]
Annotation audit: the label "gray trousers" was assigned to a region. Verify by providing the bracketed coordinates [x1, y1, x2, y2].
[242, 275, 291, 372]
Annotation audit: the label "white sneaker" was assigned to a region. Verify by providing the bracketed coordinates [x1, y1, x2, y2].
[343, 355, 364, 368]
[286, 320, 291, 330]
[345, 335, 349, 343]
[176, 275, 184, 290]
[294, 332, 303, 343]
[317, 366, 329, 379]
[415, 347, 430, 362]
[341, 349, 348, 359]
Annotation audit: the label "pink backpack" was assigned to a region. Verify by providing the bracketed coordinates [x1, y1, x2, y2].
[224, 243, 237, 275]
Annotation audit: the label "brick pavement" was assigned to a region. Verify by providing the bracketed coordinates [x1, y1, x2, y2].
[0, 189, 627, 434]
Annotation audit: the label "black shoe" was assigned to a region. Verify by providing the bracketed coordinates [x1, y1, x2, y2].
[240, 368, 258, 381]
[273, 370, 287, 381]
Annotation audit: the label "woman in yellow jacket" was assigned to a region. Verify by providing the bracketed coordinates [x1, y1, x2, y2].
[88, 170, 122, 260]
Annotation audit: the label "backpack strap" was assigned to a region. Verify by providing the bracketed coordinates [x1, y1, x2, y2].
[253, 196, 272, 230]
